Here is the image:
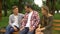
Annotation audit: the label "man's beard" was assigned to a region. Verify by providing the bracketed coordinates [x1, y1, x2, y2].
[26, 11, 30, 13]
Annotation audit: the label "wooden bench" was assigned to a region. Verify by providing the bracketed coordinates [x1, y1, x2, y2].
[53, 20, 60, 30]
[53, 20, 60, 23]
[13, 32, 19, 34]
[0, 29, 6, 34]
[0, 29, 19, 34]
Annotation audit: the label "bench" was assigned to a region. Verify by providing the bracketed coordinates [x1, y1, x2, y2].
[53, 20, 60, 30]
[0, 29, 19, 34]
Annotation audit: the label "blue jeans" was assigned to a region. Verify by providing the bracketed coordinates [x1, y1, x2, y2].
[20, 27, 35, 34]
[5, 25, 15, 34]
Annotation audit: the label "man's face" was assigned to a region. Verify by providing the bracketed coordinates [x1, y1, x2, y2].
[25, 6, 30, 13]
[13, 8, 18, 14]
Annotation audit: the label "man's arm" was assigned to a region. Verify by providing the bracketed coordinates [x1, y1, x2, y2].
[29, 12, 40, 31]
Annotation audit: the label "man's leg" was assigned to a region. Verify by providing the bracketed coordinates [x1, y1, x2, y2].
[27, 30, 35, 34]
[5, 25, 12, 34]
[19, 27, 29, 34]
[10, 28, 15, 34]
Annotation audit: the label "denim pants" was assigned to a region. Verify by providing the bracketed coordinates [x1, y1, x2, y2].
[20, 27, 35, 34]
[5, 25, 16, 34]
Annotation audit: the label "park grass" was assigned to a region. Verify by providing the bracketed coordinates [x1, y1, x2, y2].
[0, 17, 9, 28]
[53, 30, 60, 34]
[54, 13, 60, 20]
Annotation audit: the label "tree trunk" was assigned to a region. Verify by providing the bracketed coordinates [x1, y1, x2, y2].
[0, 0, 2, 20]
[18, 0, 23, 13]
[46, 0, 52, 14]
[4, 5, 7, 16]
[50, 0, 56, 15]
[46, 0, 50, 10]
[3, 0, 7, 16]
[46, 0, 56, 15]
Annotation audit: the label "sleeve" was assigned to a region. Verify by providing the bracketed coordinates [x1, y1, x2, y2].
[33, 12, 40, 28]
[22, 14, 24, 18]
[9, 15, 12, 25]
[45, 16, 53, 30]
[20, 14, 26, 28]
[9, 15, 15, 27]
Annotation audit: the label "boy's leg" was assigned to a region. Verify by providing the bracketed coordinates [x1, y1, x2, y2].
[5, 25, 12, 34]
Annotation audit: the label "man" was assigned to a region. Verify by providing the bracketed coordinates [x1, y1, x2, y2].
[5, 5, 24, 34]
[20, 4, 40, 34]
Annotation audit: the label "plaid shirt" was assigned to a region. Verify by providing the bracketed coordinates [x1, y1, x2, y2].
[21, 11, 40, 29]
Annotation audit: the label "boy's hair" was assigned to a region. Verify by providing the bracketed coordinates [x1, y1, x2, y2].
[12, 6, 18, 10]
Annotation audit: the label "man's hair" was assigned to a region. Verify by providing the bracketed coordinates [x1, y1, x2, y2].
[25, 4, 33, 9]
[12, 5, 18, 10]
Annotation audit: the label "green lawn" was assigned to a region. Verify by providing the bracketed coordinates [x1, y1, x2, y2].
[54, 13, 60, 20]
[0, 17, 9, 28]
[53, 30, 60, 34]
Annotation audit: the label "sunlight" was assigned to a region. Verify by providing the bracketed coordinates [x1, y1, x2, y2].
[34, 0, 43, 7]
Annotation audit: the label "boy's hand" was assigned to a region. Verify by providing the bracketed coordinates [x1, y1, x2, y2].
[13, 27, 18, 31]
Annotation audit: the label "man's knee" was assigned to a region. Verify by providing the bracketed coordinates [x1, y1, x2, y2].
[6, 25, 11, 29]
[10, 28, 15, 32]
[27, 31, 34, 34]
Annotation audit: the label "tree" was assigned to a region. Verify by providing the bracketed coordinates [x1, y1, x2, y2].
[0, 0, 2, 20]
[3, 0, 7, 16]
[2, 0, 34, 13]
[19, 0, 23, 13]
[50, 0, 56, 15]
[46, 0, 56, 15]
[19, 0, 34, 13]
[32, 4, 40, 11]
[2, 0, 19, 16]
[55, 0, 60, 13]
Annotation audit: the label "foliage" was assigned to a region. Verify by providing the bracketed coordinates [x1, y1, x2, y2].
[55, 0, 60, 10]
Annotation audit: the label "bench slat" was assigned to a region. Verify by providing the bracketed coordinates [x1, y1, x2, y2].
[0, 29, 19, 34]
[13, 32, 19, 34]
[0, 29, 6, 32]
[53, 24, 60, 26]
[53, 28, 60, 30]
[53, 20, 60, 22]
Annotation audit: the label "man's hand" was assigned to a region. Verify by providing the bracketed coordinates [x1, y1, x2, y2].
[29, 26, 34, 32]
[20, 27, 25, 31]
[13, 27, 18, 31]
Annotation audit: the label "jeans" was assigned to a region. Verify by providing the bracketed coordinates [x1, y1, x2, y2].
[20, 27, 35, 34]
[5, 25, 15, 34]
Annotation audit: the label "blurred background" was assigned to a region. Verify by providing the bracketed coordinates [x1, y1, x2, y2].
[0, 0, 60, 34]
